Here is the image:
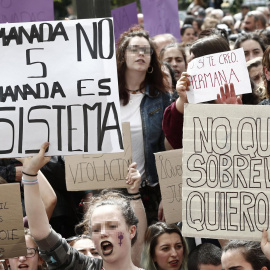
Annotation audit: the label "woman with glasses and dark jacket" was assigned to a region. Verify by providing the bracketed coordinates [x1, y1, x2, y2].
[117, 26, 171, 225]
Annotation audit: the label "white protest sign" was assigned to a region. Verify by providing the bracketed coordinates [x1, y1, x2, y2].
[182, 103, 270, 241]
[65, 122, 132, 191]
[187, 48, 251, 103]
[155, 149, 182, 224]
[0, 18, 123, 157]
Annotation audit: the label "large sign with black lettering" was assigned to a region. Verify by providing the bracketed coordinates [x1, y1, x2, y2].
[182, 104, 270, 241]
[0, 183, 26, 258]
[0, 18, 123, 157]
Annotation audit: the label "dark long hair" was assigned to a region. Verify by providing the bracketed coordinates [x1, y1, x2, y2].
[190, 34, 230, 59]
[116, 25, 167, 105]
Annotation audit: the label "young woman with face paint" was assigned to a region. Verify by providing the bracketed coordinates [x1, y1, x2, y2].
[19, 142, 146, 270]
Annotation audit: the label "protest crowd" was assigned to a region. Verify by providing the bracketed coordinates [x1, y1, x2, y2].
[2, 0, 270, 269]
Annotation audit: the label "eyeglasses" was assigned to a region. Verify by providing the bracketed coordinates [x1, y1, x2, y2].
[126, 45, 153, 55]
[13, 248, 38, 258]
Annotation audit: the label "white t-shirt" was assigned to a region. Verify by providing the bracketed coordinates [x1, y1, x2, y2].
[121, 93, 145, 181]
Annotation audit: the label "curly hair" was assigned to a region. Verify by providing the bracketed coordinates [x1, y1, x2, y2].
[77, 190, 139, 246]
[116, 25, 167, 105]
[141, 222, 188, 270]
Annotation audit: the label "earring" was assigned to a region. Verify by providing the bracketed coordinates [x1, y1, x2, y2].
[147, 66, 153, 73]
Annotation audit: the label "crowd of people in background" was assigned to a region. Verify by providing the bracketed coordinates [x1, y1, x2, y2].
[1, 0, 270, 269]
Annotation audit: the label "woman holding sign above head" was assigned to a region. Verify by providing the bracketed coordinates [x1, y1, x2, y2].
[18, 142, 146, 270]
[116, 26, 170, 224]
[159, 34, 244, 222]
[162, 34, 242, 151]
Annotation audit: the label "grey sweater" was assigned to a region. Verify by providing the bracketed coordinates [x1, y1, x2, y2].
[36, 228, 103, 270]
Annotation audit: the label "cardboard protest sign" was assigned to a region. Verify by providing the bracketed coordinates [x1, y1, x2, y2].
[0, 183, 26, 259]
[65, 122, 132, 191]
[0, 18, 123, 157]
[186, 48, 251, 103]
[0, 0, 54, 23]
[155, 149, 182, 224]
[111, 2, 138, 42]
[182, 103, 270, 241]
[140, 0, 180, 41]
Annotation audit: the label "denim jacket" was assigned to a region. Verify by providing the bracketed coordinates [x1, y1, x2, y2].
[140, 85, 171, 186]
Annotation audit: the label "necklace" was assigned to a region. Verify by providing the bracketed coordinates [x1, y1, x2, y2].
[126, 86, 144, 94]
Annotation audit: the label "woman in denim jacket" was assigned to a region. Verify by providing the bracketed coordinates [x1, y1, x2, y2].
[116, 26, 171, 224]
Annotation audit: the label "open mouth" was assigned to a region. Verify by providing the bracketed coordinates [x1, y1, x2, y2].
[136, 59, 145, 63]
[18, 264, 29, 269]
[173, 70, 180, 77]
[169, 260, 179, 267]
[101, 241, 113, 256]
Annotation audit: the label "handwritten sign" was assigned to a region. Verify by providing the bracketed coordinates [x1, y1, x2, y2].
[0, 18, 123, 157]
[111, 2, 138, 42]
[140, 0, 180, 41]
[0, 183, 26, 259]
[187, 48, 251, 103]
[155, 149, 182, 224]
[0, 0, 54, 23]
[65, 122, 132, 191]
[182, 103, 270, 241]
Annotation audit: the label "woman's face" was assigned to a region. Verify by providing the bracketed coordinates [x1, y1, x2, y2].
[162, 47, 186, 80]
[154, 232, 184, 270]
[7, 236, 40, 270]
[241, 39, 263, 62]
[221, 249, 254, 270]
[91, 205, 135, 264]
[73, 238, 101, 259]
[182, 28, 196, 43]
[124, 36, 152, 74]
